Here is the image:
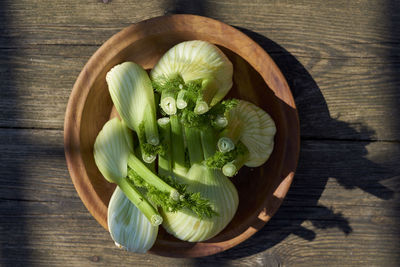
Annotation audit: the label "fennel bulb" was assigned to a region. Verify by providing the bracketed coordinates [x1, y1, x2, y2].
[150, 40, 233, 114]
[94, 118, 163, 226]
[106, 62, 159, 162]
[158, 123, 237, 242]
[161, 164, 238, 242]
[108, 187, 158, 253]
[217, 100, 276, 167]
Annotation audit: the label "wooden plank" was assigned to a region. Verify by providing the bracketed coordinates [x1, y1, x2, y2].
[1, 43, 400, 141]
[0, 128, 399, 265]
[0, 0, 167, 47]
[0, 128, 74, 202]
[1, 0, 400, 46]
[0, 45, 95, 130]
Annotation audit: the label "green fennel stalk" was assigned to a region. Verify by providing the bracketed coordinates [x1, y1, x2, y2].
[157, 117, 172, 176]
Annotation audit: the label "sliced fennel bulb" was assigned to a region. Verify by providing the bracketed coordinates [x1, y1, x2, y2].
[150, 40, 233, 113]
[108, 187, 158, 253]
[161, 164, 238, 242]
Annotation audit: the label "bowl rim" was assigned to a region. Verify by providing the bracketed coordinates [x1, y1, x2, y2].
[64, 14, 300, 257]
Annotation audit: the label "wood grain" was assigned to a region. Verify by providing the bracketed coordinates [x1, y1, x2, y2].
[1, 0, 400, 265]
[0, 128, 398, 265]
[1, 0, 399, 46]
[1, 0, 400, 140]
[1, 44, 400, 140]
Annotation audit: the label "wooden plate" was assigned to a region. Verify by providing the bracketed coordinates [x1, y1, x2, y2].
[64, 14, 300, 257]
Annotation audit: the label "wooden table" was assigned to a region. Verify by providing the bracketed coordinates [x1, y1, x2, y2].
[1, 1, 399, 266]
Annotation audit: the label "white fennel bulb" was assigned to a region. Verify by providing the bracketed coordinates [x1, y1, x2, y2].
[151, 40, 233, 113]
[93, 118, 163, 227]
[108, 187, 158, 253]
[218, 100, 276, 167]
[106, 62, 159, 162]
[161, 164, 238, 242]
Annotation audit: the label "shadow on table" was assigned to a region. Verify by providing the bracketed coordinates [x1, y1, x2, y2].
[165, 0, 207, 15]
[0, 1, 32, 266]
[188, 28, 396, 264]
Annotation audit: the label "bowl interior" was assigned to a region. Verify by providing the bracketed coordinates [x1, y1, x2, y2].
[67, 15, 299, 258]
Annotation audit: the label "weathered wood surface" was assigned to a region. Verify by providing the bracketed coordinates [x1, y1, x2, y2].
[1, 129, 399, 266]
[1, 0, 400, 140]
[0, 0, 399, 266]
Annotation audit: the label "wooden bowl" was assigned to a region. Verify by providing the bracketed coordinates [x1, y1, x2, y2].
[64, 14, 300, 257]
